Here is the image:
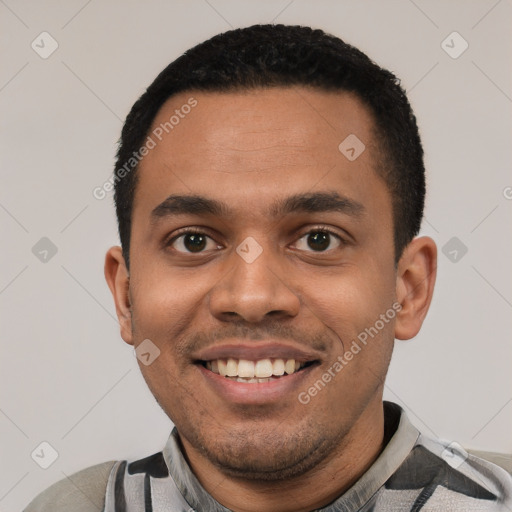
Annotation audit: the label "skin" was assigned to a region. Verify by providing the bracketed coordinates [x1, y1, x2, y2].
[105, 87, 437, 512]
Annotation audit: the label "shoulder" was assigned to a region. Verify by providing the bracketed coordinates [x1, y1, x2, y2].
[388, 434, 512, 510]
[24, 460, 118, 512]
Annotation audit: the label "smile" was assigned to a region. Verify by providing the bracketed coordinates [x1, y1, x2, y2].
[201, 358, 313, 383]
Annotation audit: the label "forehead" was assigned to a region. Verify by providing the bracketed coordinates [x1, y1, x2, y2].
[133, 87, 388, 222]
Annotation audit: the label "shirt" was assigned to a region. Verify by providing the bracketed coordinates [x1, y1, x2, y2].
[25, 401, 512, 511]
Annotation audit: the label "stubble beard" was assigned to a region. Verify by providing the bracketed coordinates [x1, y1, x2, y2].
[174, 411, 348, 482]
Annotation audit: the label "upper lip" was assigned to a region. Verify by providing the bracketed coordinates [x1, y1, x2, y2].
[193, 341, 323, 363]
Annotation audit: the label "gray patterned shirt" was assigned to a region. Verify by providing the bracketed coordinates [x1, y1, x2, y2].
[26, 402, 512, 511]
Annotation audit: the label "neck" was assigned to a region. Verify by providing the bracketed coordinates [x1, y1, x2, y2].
[179, 400, 386, 512]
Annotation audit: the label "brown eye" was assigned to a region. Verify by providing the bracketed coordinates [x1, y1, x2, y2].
[182, 233, 207, 252]
[294, 230, 342, 252]
[307, 232, 330, 251]
[169, 231, 220, 253]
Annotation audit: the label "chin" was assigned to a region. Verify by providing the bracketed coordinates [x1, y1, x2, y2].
[191, 419, 336, 481]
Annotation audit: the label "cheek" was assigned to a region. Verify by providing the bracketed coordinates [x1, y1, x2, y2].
[302, 265, 394, 339]
[310, 274, 395, 399]
[127, 276, 198, 386]
[129, 272, 204, 411]
[301, 265, 397, 395]
[131, 268, 202, 332]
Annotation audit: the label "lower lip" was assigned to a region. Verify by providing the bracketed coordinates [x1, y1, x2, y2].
[196, 364, 317, 404]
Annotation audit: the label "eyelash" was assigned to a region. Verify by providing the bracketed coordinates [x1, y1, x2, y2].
[165, 226, 346, 254]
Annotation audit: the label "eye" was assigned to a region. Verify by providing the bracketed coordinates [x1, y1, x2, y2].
[168, 230, 221, 254]
[294, 229, 343, 252]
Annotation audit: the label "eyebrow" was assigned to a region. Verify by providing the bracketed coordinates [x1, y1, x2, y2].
[150, 191, 365, 222]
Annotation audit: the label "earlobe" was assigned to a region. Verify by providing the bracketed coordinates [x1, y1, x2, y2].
[394, 236, 437, 340]
[104, 246, 133, 345]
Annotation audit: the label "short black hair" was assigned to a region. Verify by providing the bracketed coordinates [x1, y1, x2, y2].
[114, 24, 425, 269]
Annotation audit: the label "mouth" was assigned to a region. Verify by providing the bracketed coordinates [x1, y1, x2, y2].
[199, 357, 317, 383]
[192, 342, 323, 403]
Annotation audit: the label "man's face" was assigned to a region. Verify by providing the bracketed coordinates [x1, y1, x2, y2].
[125, 87, 398, 479]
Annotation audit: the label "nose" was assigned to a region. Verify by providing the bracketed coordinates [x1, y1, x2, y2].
[208, 238, 301, 324]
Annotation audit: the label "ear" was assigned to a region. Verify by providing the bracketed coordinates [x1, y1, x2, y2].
[394, 236, 437, 340]
[104, 246, 133, 345]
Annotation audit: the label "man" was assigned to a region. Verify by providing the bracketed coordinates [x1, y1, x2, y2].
[26, 24, 512, 511]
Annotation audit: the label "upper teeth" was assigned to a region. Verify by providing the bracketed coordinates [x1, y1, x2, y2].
[206, 358, 303, 378]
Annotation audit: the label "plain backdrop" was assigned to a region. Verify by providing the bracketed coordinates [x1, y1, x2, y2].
[1, 1, 511, 510]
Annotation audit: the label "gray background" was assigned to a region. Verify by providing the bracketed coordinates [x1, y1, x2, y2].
[1, 0, 511, 509]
